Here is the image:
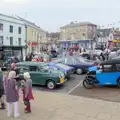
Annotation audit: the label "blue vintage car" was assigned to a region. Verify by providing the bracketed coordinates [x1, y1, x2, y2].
[54, 56, 94, 75]
[48, 62, 74, 78]
[83, 59, 120, 89]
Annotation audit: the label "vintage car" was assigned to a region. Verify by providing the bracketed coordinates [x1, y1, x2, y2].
[83, 60, 120, 89]
[16, 62, 66, 90]
[48, 62, 74, 79]
[54, 56, 94, 75]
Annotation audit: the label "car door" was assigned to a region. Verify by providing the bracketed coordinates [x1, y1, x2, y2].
[29, 66, 43, 85]
[96, 64, 119, 85]
[29, 65, 50, 85]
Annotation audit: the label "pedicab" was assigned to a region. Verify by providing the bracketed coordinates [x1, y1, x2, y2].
[83, 59, 120, 89]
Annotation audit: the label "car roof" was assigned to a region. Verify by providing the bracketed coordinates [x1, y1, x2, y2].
[16, 62, 47, 66]
[101, 59, 120, 65]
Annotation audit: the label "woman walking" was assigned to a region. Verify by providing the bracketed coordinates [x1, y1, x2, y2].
[21, 72, 34, 113]
[6, 71, 19, 118]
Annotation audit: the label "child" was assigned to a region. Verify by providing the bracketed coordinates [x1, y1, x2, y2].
[21, 72, 34, 113]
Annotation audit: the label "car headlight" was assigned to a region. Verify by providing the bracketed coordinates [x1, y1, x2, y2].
[64, 72, 67, 75]
[59, 75, 61, 78]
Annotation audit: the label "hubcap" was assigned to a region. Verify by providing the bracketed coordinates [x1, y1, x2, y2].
[48, 82, 54, 89]
[77, 69, 82, 74]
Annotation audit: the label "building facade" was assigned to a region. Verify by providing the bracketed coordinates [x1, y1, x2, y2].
[97, 29, 111, 47]
[0, 14, 26, 60]
[59, 22, 97, 49]
[17, 17, 47, 54]
[46, 32, 60, 51]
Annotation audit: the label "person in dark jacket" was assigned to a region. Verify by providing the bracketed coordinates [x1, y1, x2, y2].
[0, 68, 5, 109]
[99, 53, 105, 61]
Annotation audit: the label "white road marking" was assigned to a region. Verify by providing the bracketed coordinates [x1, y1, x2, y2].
[68, 80, 83, 94]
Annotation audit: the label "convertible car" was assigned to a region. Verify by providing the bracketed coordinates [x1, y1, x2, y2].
[83, 59, 120, 89]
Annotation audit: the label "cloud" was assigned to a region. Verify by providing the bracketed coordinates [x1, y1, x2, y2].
[3, 0, 27, 4]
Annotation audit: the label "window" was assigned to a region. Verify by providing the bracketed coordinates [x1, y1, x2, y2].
[0, 23, 3, 31]
[10, 25, 13, 33]
[18, 27, 22, 34]
[18, 38, 21, 46]
[103, 65, 116, 72]
[83, 33, 85, 36]
[116, 64, 120, 71]
[0, 36, 3, 45]
[29, 66, 39, 71]
[10, 37, 13, 46]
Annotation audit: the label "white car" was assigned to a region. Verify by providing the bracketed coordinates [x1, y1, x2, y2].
[92, 50, 103, 56]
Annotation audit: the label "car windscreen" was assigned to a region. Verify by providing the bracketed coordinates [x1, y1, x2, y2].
[41, 65, 58, 71]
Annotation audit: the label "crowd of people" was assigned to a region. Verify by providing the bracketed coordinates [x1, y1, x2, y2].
[0, 62, 34, 118]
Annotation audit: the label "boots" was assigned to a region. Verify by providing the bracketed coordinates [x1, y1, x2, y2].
[25, 105, 31, 113]
[0, 103, 5, 109]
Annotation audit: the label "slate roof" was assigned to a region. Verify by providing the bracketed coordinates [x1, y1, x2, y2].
[60, 22, 97, 29]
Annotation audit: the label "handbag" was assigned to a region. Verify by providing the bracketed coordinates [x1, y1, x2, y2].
[24, 98, 30, 106]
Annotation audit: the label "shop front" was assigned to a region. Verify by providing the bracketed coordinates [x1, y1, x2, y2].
[59, 40, 90, 49]
[28, 42, 38, 53]
[113, 40, 120, 48]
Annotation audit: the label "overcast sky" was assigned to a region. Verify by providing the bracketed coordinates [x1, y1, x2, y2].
[0, 0, 120, 32]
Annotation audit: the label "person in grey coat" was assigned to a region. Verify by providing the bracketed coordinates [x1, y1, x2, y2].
[0, 68, 5, 109]
[6, 71, 20, 118]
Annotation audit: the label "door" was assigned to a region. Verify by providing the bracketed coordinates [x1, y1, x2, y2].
[96, 64, 119, 85]
[29, 65, 50, 85]
[29, 66, 42, 85]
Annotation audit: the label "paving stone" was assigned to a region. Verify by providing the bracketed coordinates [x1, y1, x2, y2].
[87, 117, 100, 120]
[72, 114, 88, 120]
[96, 113, 111, 120]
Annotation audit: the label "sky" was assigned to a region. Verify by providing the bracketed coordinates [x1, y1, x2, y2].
[0, 0, 120, 32]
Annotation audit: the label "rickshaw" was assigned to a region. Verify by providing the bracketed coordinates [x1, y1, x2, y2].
[83, 59, 120, 89]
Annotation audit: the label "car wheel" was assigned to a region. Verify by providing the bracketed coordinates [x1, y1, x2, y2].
[47, 80, 56, 90]
[83, 79, 94, 89]
[117, 78, 120, 88]
[76, 68, 83, 75]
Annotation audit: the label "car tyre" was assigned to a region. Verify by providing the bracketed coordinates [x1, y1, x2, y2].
[117, 78, 120, 88]
[83, 79, 93, 89]
[47, 80, 56, 90]
[76, 68, 83, 75]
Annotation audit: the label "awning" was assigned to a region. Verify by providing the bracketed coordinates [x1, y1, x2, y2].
[28, 42, 37, 46]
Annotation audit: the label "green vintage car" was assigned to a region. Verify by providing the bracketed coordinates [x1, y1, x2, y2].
[16, 62, 66, 89]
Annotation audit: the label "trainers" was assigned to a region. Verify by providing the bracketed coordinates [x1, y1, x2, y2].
[0, 103, 5, 109]
[25, 110, 31, 113]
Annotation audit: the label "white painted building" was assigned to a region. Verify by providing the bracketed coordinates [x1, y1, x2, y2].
[0, 14, 26, 60]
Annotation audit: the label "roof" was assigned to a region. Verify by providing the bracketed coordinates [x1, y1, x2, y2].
[16, 16, 46, 32]
[101, 59, 120, 65]
[97, 29, 111, 37]
[16, 62, 47, 66]
[0, 13, 21, 21]
[60, 22, 97, 29]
